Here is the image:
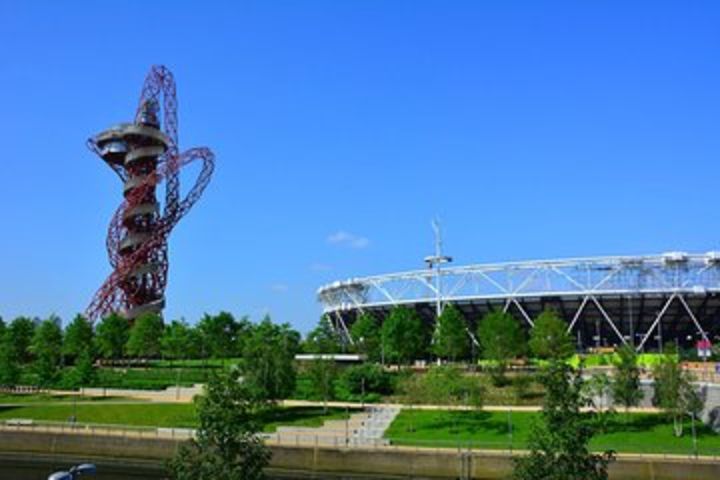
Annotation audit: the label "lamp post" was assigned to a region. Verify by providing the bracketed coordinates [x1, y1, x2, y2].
[48, 463, 96, 480]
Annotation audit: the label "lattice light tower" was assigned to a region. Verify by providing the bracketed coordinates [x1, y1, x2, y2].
[85, 66, 215, 322]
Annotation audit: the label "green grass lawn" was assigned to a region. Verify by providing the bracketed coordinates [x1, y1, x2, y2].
[0, 403, 350, 433]
[385, 410, 720, 456]
[0, 403, 198, 428]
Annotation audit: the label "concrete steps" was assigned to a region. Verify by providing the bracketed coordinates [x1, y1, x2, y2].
[267, 407, 400, 447]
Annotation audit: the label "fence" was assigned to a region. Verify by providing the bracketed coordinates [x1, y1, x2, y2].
[0, 419, 194, 440]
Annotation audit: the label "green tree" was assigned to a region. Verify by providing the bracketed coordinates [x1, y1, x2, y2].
[477, 310, 525, 384]
[611, 345, 643, 418]
[233, 317, 252, 358]
[198, 311, 240, 359]
[513, 361, 614, 480]
[528, 309, 574, 360]
[126, 312, 164, 358]
[168, 369, 270, 480]
[583, 372, 615, 433]
[306, 358, 338, 412]
[161, 320, 195, 362]
[652, 355, 703, 437]
[30, 317, 63, 386]
[432, 304, 469, 362]
[303, 316, 343, 353]
[336, 364, 392, 402]
[381, 306, 427, 365]
[0, 335, 21, 387]
[68, 349, 97, 389]
[350, 313, 381, 362]
[241, 316, 300, 404]
[63, 314, 94, 364]
[585, 372, 612, 410]
[8, 317, 36, 364]
[94, 313, 129, 360]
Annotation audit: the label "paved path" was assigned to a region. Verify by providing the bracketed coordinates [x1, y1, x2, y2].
[280, 399, 663, 414]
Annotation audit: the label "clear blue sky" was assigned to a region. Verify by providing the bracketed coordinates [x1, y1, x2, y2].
[1, 2, 719, 333]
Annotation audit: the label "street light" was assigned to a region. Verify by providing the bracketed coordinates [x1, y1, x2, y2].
[48, 463, 96, 480]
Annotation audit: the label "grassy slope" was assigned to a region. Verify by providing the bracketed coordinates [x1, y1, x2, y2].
[0, 403, 349, 433]
[385, 410, 720, 455]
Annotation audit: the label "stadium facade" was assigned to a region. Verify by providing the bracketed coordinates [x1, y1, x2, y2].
[317, 252, 720, 351]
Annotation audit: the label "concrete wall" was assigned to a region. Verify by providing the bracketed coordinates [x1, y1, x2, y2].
[1, 430, 719, 480]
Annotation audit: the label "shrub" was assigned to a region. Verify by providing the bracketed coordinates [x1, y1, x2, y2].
[512, 374, 534, 401]
[335, 364, 393, 402]
[399, 366, 484, 407]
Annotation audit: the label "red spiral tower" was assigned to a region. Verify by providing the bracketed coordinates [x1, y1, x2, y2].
[85, 66, 215, 322]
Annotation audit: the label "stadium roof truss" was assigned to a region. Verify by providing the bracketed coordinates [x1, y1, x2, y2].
[317, 253, 720, 351]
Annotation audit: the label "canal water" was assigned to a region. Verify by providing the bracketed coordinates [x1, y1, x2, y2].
[0, 460, 418, 480]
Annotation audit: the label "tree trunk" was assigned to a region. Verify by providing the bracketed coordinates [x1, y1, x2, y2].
[673, 415, 683, 437]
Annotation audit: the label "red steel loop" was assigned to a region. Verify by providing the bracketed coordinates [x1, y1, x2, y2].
[85, 66, 214, 322]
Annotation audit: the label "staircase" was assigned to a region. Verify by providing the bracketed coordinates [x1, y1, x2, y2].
[266, 406, 401, 447]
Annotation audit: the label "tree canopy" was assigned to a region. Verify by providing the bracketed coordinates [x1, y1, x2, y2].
[306, 358, 338, 411]
[652, 355, 703, 437]
[381, 306, 427, 365]
[513, 361, 614, 480]
[432, 304, 470, 361]
[168, 369, 270, 480]
[528, 309, 574, 360]
[94, 313, 130, 359]
[126, 312, 164, 358]
[611, 345, 643, 416]
[68, 349, 97, 389]
[303, 316, 343, 353]
[161, 320, 197, 361]
[0, 333, 20, 387]
[62, 314, 94, 362]
[198, 311, 243, 359]
[477, 310, 525, 382]
[241, 316, 300, 403]
[350, 313, 381, 362]
[30, 317, 63, 386]
[8, 316, 36, 364]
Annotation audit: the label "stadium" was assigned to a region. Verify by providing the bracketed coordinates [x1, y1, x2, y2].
[317, 252, 720, 351]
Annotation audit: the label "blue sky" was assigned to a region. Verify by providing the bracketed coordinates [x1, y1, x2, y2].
[1, 1, 719, 333]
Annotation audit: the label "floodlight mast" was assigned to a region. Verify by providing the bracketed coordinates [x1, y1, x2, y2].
[424, 218, 453, 317]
